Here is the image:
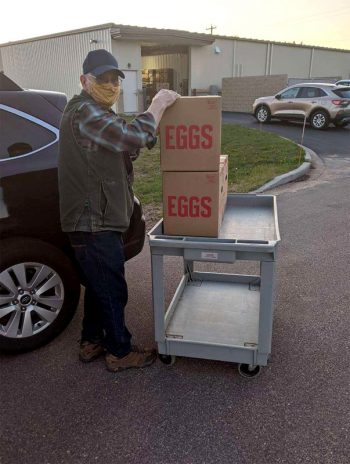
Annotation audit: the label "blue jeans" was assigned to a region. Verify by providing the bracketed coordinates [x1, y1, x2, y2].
[68, 231, 131, 357]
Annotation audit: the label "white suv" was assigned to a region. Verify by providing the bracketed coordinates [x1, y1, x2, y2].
[253, 83, 350, 130]
[335, 80, 350, 87]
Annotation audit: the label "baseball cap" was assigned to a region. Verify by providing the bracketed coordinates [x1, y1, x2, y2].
[83, 49, 125, 78]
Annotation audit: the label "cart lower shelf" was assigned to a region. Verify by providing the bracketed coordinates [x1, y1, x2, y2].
[158, 275, 266, 377]
[165, 276, 260, 351]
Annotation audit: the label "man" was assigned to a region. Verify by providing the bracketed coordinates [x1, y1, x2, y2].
[58, 49, 179, 372]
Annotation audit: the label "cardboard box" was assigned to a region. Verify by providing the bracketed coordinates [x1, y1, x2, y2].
[163, 156, 228, 237]
[160, 96, 222, 172]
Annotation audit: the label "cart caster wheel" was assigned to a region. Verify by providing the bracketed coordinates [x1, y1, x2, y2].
[158, 354, 176, 366]
[238, 363, 262, 379]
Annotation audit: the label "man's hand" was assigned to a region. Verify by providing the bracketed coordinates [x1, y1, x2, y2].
[152, 89, 180, 109]
[147, 89, 180, 127]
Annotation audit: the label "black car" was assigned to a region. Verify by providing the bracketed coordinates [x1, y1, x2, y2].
[0, 73, 146, 353]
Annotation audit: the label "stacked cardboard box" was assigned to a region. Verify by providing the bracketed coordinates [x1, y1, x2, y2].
[160, 96, 228, 237]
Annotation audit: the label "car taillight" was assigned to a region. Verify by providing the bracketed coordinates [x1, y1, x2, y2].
[332, 99, 349, 107]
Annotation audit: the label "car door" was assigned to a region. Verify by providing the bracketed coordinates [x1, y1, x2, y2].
[0, 93, 61, 241]
[296, 87, 327, 117]
[270, 87, 301, 118]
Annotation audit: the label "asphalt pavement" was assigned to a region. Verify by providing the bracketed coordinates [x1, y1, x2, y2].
[1, 119, 350, 464]
[222, 112, 350, 158]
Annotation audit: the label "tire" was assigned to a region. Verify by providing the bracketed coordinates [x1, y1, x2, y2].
[255, 105, 271, 123]
[310, 110, 329, 130]
[0, 238, 81, 353]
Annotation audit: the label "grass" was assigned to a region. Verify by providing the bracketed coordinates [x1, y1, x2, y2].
[133, 123, 302, 207]
[221, 124, 302, 192]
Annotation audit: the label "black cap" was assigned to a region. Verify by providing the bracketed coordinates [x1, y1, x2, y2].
[83, 49, 125, 78]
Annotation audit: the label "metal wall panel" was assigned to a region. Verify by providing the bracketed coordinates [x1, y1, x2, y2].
[190, 39, 234, 89]
[312, 49, 350, 79]
[1, 28, 112, 99]
[234, 41, 267, 77]
[190, 39, 350, 91]
[271, 45, 312, 77]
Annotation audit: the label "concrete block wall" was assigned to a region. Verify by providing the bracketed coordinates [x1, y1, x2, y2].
[222, 74, 288, 112]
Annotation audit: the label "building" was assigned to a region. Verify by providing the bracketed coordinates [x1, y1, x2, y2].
[1, 23, 349, 113]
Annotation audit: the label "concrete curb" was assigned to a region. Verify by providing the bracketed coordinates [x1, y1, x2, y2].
[252, 144, 314, 193]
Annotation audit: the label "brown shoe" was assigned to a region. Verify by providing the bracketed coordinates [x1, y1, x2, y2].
[105, 348, 157, 372]
[79, 341, 105, 363]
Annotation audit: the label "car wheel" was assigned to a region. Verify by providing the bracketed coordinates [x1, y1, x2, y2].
[310, 110, 329, 130]
[255, 105, 271, 123]
[0, 238, 81, 353]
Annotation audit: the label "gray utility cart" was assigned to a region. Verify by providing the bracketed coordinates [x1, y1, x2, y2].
[148, 193, 281, 378]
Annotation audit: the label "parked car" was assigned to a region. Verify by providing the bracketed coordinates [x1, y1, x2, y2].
[335, 79, 350, 87]
[0, 73, 146, 353]
[253, 83, 350, 129]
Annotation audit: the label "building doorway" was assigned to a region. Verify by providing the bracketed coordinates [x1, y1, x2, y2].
[121, 70, 138, 113]
[141, 46, 189, 108]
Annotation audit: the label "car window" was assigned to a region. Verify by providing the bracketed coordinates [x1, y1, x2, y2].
[0, 108, 56, 160]
[299, 87, 327, 98]
[336, 81, 350, 86]
[279, 88, 300, 99]
[333, 88, 350, 99]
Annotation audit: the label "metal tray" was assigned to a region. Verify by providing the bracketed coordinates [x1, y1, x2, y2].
[166, 276, 260, 348]
[148, 194, 280, 254]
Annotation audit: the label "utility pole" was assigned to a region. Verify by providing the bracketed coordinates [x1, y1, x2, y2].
[206, 25, 217, 35]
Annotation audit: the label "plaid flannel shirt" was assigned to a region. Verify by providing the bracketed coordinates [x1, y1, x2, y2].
[64, 91, 157, 231]
[74, 91, 157, 163]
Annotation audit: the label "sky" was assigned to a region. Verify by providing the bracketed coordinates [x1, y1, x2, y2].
[1, 0, 350, 50]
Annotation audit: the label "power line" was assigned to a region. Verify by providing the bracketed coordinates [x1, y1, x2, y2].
[206, 25, 217, 35]
[265, 6, 350, 28]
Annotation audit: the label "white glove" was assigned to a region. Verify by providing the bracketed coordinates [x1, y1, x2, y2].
[148, 89, 180, 127]
[152, 89, 180, 109]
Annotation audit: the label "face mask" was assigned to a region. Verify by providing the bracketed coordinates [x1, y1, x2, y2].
[89, 81, 120, 107]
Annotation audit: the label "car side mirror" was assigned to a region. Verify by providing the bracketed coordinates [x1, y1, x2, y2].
[275, 94, 281, 100]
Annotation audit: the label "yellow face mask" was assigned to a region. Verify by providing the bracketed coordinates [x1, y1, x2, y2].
[89, 81, 121, 107]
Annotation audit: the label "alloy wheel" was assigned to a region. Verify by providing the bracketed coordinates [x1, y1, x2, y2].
[312, 113, 326, 129]
[257, 107, 269, 122]
[0, 262, 64, 338]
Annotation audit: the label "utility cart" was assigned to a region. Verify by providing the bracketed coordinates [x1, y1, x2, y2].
[148, 193, 281, 378]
